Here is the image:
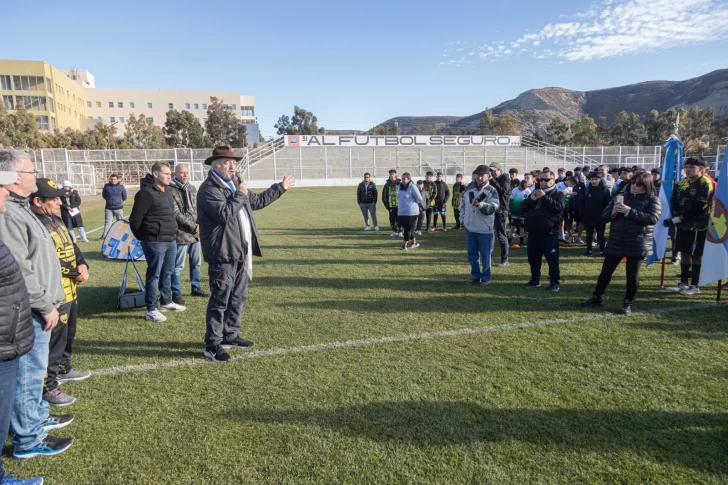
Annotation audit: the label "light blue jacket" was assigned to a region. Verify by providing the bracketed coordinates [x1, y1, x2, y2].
[397, 183, 424, 216]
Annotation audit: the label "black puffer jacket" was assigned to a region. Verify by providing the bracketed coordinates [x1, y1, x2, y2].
[521, 188, 565, 235]
[197, 171, 285, 264]
[434, 180, 450, 205]
[0, 239, 34, 361]
[356, 182, 378, 204]
[169, 182, 199, 245]
[602, 192, 661, 258]
[579, 182, 611, 226]
[490, 173, 511, 215]
[129, 174, 178, 242]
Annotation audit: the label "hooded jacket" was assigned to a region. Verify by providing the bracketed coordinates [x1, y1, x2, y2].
[520, 187, 565, 235]
[434, 180, 450, 205]
[102, 182, 127, 210]
[602, 191, 661, 258]
[578, 182, 612, 226]
[0, 239, 34, 361]
[459, 181, 500, 234]
[396, 182, 423, 217]
[490, 172, 511, 215]
[0, 194, 65, 315]
[129, 174, 178, 242]
[382, 178, 400, 209]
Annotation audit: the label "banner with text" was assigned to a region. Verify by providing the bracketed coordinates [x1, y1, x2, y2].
[285, 135, 521, 148]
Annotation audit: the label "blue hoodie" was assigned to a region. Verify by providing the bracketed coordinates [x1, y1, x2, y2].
[102, 182, 128, 210]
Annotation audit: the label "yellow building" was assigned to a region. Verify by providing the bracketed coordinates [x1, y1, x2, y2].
[0, 59, 87, 132]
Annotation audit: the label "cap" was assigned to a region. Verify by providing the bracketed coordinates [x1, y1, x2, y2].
[488, 162, 501, 170]
[62, 180, 72, 188]
[473, 164, 490, 175]
[0, 171, 18, 186]
[31, 178, 65, 199]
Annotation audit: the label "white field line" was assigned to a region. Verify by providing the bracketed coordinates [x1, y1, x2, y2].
[85, 225, 105, 235]
[92, 303, 724, 378]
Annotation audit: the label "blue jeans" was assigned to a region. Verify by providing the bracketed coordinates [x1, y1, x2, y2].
[466, 230, 494, 282]
[0, 357, 20, 480]
[171, 242, 202, 295]
[140, 241, 177, 311]
[11, 313, 50, 451]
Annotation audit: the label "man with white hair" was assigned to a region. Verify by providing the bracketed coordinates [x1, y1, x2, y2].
[0, 150, 74, 459]
[197, 146, 295, 363]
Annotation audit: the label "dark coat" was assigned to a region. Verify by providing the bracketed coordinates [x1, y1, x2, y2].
[490, 173, 511, 214]
[579, 182, 611, 226]
[356, 182, 378, 204]
[602, 191, 661, 258]
[169, 182, 199, 245]
[433, 180, 450, 205]
[61, 189, 84, 227]
[0, 239, 34, 361]
[197, 171, 285, 264]
[102, 183, 127, 210]
[128, 174, 178, 242]
[521, 188, 565, 235]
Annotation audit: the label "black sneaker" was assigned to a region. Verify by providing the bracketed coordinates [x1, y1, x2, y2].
[172, 294, 187, 305]
[600, 251, 606, 257]
[466, 278, 479, 284]
[547, 283, 560, 292]
[523, 281, 541, 289]
[191, 287, 211, 297]
[620, 299, 633, 315]
[13, 435, 74, 459]
[580, 295, 604, 308]
[221, 336, 255, 349]
[41, 413, 74, 431]
[203, 346, 231, 363]
[583, 251, 592, 256]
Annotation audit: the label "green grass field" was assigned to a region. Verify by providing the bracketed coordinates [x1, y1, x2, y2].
[5, 186, 728, 484]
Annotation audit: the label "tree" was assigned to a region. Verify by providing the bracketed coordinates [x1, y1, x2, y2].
[8, 106, 44, 149]
[490, 114, 519, 136]
[596, 116, 611, 145]
[479, 109, 495, 134]
[368, 122, 401, 135]
[206, 97, 247, 147]
[165, 110, 207, 148]
[680, 106, 714, 153]
[570, 115, 598, 146]
[610, 111, 644, 146]
[0, 102, 11, 147]
[124, 114, 167, 149]
[545, 117, 571, 145]
[274, 106, 325, 135]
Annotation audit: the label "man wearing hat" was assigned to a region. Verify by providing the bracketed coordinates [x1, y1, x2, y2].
[29, 179, 91, 408]
[0, 150, 74, 459]
[197, 146, 295, 363]
[488, 162, 511, 267]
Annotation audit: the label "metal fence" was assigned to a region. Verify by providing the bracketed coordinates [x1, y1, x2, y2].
[27, 144, 665, 195]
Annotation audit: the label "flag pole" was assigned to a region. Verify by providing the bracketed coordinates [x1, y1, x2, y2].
[660, 256, 666, 288]
[718, 280, 722, 304]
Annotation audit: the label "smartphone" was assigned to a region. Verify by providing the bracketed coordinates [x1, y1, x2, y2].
[615, 194, 624, 205]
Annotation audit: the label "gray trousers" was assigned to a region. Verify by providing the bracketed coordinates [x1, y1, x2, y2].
[359, 203, 378, 227]
[103, 208, 124, 237]
[205, 261, 248, 348]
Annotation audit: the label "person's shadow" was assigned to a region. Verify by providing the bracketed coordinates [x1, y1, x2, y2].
[223, 401, 727, 476]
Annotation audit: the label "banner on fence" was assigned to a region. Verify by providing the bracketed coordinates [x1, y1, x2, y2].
[285, 135, 521, 148]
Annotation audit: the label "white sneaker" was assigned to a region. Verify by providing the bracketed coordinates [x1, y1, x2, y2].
[390, 231, 397, 237]
[398, 232, 403, 237]
[680, 285, 701, 295]
[374, 226, 380, 231]
[411, 243, 421, 249]
[146, 310, 167, 322]
[665, 282, 688, 292]
[416, 230, 422, 236]
[159, 302, 186, 312]
[575, 237, 584, 244]
[364, 226, 371, 231]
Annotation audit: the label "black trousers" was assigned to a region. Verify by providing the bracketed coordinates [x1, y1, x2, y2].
[416, 211, 424, 232]
[388, 207, 399, 232]
[494, 212, 509, 263]
[206, 261, 249, 348]
[453, 209, 461, 228]
[425, 208, 433, 228]
[527, 233, 560, 285]
[595, 254, 643, 301]
[398, 215, 418, 242]
[45, 300, 77, 391]
[585, 223, 606, 252]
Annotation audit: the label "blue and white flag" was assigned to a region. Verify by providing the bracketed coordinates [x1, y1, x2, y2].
[699, 148, 728, 286]
[647, 135, 683, 266]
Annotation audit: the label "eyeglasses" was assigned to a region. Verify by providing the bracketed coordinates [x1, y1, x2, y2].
[539, 178, 553, 182]
[17, 170, 39, 177]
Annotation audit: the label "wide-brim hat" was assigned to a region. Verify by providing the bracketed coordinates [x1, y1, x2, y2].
[204, 146, 243, 166]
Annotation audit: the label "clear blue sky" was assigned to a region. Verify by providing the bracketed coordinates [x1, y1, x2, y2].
[4, 0, 727, 138]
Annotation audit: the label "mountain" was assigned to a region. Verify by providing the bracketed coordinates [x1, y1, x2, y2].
[376, 69, 728, 134]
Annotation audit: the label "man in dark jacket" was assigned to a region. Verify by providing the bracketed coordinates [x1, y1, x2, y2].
[423, 171, 438, 231]
[169, 164, 210, 303]
[0, 170, 45, 484]
[101, 174, 127, 239]
[381, 169, 401, 236]
[197, 146, 295, 363]
[489, 162, 511, 266]
[129, 162, 184, 322]
[520, 170, 565, 292]
[61, 181, 89, 243]
[451, 174, 466, 230]
[580, 173, 612, 256]
[356, 172, 378, 231]
[432, 172, 450, 231]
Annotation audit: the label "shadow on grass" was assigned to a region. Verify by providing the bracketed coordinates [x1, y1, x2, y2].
[627, 318, 728, 340]
[223, 401, 728, 476]
[75, 339, 201, 359]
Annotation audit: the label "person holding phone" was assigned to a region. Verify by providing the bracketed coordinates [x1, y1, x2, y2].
[579, 173, 611, 256]
[581, 172, 661, 314]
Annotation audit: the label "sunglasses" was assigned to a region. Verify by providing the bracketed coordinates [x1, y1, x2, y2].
[539, 178, 553, 182]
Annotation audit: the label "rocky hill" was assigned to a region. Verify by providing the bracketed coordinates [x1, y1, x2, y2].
[377, 69, 728, 134]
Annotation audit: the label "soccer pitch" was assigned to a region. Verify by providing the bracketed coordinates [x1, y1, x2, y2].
[8, 186, 727, 484]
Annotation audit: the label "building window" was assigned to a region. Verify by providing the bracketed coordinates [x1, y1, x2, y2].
[119, 117, 125, 123]
[117, 102, 123, 108]
[223, 104, 229, 109]
[36, 116, 49, 131]
[110, 116, 116, 122]
[232, 104, 236, 110]
[168, 103, 174, 109]
[0, 75, 11, 90]
[130, 102, 135, 108]
[2, 95, 13, 110]
[185, 103, 191, 109]
[12, 75, 43, 91]
[96, 101, 101, 107]
[147, 102, 153, 108]
[13, 96, 47, 111]
[86, 101, 92, 108]
[109, 102, 114, 108]
[240, 106, 255, 116]
[202, 103, 207, 109]
[45, 77, 52, 94]
[49, 100, 54, 113]
[148, 117, 154, 123]
[194, 103, 199, 109]
[51, 117, 56, 130]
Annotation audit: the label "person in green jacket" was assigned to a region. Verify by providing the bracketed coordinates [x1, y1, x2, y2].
[382, 169, 401, 237]
[451, 173, 466, 230]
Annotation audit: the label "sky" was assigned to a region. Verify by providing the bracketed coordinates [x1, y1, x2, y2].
[3, 0, 728, 138]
